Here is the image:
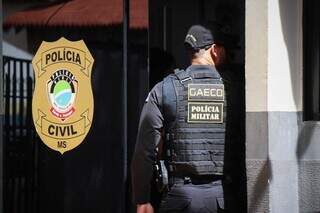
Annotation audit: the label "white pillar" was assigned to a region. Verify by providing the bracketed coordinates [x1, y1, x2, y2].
[246, 0, 302, 212]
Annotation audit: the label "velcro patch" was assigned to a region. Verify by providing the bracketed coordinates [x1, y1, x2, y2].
[188, 102, 223, 123]
[188, 84, 224, 102]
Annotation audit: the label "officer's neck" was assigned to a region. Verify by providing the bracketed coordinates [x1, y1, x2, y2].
[191, 57, 215, 66]
[191, 50, 215, 66]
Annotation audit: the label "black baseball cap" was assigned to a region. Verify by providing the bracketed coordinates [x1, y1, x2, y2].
[184, 25, 215, 51]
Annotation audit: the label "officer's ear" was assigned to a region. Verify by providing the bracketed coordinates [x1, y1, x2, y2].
[211, 44, 222, 58]
[210, 44, 217, 58]
[211, 44, 226, 66]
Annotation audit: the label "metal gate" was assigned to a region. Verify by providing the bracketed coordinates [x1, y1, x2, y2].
[3, 56, 39, 213]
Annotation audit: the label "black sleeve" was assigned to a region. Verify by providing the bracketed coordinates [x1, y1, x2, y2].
[131, 82, 164, 204]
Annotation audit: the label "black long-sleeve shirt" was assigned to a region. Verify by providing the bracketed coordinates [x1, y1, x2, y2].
[131, 81, 164, 204]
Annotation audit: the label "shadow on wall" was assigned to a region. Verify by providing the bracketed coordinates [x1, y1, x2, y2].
[278, 0, 308, 159]
[248, 159, 272, 213]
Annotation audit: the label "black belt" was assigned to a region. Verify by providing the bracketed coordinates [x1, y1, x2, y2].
[170, 175, 222, 185]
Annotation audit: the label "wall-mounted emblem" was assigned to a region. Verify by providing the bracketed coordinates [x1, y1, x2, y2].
[32, 37, 94, 154]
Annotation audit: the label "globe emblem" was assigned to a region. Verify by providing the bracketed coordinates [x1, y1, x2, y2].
[53, 80, 73, 109]
[48, 69, 77, 120]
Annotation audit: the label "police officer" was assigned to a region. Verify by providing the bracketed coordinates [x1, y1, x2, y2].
[131, 25, 228, 213]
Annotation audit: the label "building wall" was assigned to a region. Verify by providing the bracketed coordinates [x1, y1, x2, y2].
[246, 0, 269, 212]
[2, 2, 34, 54]
[246, 0, 320, 212]
[268, 0, 301, 212]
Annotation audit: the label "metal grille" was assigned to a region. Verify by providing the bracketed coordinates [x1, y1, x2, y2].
[3, 56, 39, 213]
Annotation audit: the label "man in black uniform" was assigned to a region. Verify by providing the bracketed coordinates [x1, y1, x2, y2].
[131, 25, 228, 213]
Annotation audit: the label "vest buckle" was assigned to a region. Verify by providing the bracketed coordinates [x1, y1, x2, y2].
[184, 176, 191, 184]
[180, 77, 192, 84]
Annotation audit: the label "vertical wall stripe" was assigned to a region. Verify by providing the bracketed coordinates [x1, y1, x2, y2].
[0, 0, 3, 116]
[245, 0, 268, 112]
[267, 0, 302, 212]
[0, 1, 4, 212]
[246, 1, 269, 212]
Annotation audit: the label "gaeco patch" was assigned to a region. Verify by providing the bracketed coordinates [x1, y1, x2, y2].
[188, 83, 224, 101]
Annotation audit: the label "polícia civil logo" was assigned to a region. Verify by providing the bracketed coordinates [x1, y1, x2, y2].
[32, 37, 94, 154]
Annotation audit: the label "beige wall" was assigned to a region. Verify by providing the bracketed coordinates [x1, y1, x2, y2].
[246, 0, 303, 113]
[246, 0, 268, 112]
[246, 0, 303, 212]
[267, 0, 303, 112]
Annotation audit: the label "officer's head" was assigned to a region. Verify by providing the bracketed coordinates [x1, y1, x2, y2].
[184, 25, 226, 67]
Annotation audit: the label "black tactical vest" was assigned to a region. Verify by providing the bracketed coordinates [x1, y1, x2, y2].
[162, 65, 226, 176]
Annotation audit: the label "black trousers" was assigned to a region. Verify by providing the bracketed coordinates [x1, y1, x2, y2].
[158, 180, 225, 213]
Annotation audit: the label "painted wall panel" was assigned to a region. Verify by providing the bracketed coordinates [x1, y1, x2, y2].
[268, 0, 302, 112]
[246, 0, 268, 112]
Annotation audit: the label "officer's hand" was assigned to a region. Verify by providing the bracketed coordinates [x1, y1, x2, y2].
[137, 203, 154, 213]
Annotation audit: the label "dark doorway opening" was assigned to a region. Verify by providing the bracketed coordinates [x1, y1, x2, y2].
[149, 0, 245, 83]
[148, 0, 246, 212]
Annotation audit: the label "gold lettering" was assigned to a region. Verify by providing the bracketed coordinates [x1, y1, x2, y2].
[44, 48, 82, 66]
[191, 113, 197, 119]
[203, 88, 210, 96]
[216, 89, 223, 97]
[213, 114, 219, 120]
[190, 88, 196, 96]
[210, 89, 216, 96]
[191, 105, 220, 113]
[191, 105, 197, 112]
[189, 87, 224, 97]
[190, 113, 221, 121]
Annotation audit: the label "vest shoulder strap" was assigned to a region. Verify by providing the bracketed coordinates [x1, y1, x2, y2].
[191, 72, 219, 79]
[162, 74, 177, 132]
[174, 69, 192, 84]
